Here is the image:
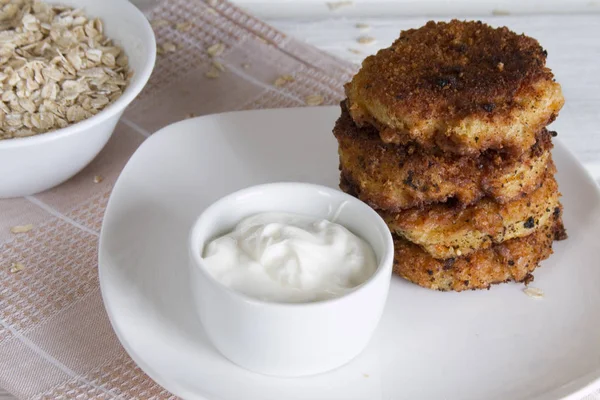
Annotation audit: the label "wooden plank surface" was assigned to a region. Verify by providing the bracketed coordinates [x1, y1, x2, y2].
[232, 0, 600, 18]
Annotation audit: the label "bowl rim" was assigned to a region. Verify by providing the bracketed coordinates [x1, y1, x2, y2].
[188, 181, 394, 309]
[0, 0, 156, 149]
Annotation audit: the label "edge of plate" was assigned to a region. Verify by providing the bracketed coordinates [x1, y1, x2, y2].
[98, 107, 600, 400]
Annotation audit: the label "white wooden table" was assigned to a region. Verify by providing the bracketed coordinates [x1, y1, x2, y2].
[2, 1, 599, 399]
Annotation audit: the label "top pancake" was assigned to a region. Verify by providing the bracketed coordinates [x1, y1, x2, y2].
[345, 20, 564, 156]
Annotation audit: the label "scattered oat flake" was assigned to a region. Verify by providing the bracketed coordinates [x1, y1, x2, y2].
[151, 19, 170, 28]
[162, 42, 177, 52]
[357, 36, 376, 45]
[175, 21, 193, 32]
[242, 63, 250, 69]
[274, 75, 295, 87]
[0, 1, 131, 141]
[212, 60, 225, 72]
[205, 68, 220, 79]
[9, 262, 24, 273]
[327, 1, 353, 10]
[363, 373, 370, 378]
[492, 9, 510, 16]
[348, 48, 362, 54]
[305, 94, 324, 106]
[10, 224, 34, 234]
[523, 287, 544, 299]
[497, 62, 504, 71]
[93, 175, 104, 183]
[356, 22, 370, 31]
[207, 42, 225, 57]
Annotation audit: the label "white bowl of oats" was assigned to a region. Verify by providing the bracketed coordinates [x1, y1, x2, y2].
[0, 0, 155, 198]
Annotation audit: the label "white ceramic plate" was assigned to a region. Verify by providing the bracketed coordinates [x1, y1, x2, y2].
[99, 106, 600, 400]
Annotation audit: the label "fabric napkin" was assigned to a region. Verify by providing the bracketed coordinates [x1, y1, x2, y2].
[0, 1, 597, 399]
[0, 0, 355, 398]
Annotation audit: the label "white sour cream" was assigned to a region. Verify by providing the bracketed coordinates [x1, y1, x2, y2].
[202, 212, 377, 303]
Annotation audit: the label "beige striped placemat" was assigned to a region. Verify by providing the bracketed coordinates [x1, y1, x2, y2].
[0, 1, 355, 398]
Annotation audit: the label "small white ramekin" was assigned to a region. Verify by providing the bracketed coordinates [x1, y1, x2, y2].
[0, 0, 156, 198]
[188, 183, 394, 377]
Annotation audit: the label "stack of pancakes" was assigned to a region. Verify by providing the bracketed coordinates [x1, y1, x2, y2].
[334, 20, 567, 291]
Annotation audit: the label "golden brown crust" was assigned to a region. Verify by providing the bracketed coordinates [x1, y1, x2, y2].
[392, 216, 566, 291]
[345, 20, 564, 156]
[381, 166, 560, 259]
[335, 104, 553, 210]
